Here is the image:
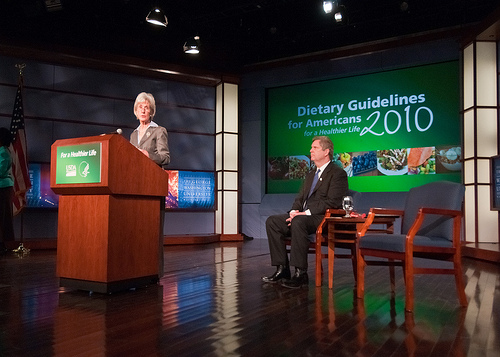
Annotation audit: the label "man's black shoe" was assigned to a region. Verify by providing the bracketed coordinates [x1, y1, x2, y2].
[281, 268, 309, 289]
[261, 265, 291, 283]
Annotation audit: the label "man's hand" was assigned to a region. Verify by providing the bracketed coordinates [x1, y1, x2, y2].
[286, 210, 306, 225]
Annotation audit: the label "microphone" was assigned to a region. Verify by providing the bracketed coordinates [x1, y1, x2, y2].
[100, 128, 123, 136]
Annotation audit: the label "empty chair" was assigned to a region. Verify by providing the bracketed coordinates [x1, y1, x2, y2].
[356, 181, 467, 312]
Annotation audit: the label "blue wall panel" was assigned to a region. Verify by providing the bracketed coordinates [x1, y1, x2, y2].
[0, 54, 216, 240]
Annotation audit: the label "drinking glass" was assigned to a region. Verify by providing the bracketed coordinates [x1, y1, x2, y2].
[342, 195, 354, 218]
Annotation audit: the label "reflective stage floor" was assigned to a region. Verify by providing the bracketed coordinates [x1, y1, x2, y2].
[0, 239, 499, 356]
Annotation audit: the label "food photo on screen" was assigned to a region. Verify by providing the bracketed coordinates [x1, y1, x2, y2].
[407, 147, 436, 175]
[288, 155, 310, 180]
[377, 149, 408, 175]
[267, 156, 311, 181]
[436, 146, 462, 172]
[268, 156, 289, 180]
[334, 152, 353, 176]
[350, 151, 377, 176]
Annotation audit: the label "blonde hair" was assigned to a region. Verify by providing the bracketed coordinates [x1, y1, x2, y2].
[134, 92, 156, 119]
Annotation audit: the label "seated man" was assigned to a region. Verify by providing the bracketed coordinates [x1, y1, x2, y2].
[262, 136, 348, 288]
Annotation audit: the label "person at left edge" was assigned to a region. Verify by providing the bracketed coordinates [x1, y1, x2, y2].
[130, 92, 170, 168]
[263, 136, 348, 288]
[0, 127, 15, 254]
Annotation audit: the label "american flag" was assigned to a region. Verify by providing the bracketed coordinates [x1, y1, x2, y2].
[9, 83, 31, 215]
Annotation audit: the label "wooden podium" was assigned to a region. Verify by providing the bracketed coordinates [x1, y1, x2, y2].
[50, 134, 169, 293]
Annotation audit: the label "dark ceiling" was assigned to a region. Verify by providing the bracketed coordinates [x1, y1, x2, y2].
[1, 0, 499, 73]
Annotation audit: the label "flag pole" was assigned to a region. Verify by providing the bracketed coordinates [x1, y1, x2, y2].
[11, 63, 30, 255]
[16, 63, 24, 246]
[15, 64, 25, 93]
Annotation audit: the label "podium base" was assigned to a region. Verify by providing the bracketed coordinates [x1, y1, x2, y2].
[60, 275, 159, 294]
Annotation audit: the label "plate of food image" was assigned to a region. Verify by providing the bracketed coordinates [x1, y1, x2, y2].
[268, 156, 289, 180]
[335, 152, 353, 177]
[407, 147, 436, 175]
[377, 148, 408, 175]
[436, 147, 461, 171]
[288, 155, 311, 180]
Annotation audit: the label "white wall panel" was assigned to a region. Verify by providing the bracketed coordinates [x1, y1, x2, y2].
[217, 171, 223, 190]
[476, 42, 497, 107]
[223, 83, 238, 133]
[477, 159, 491, 184]
[477, 185, 499, 243]
[216, 191, 222, 234]
[463, 110, 475, 160]
[223, 192, 238, 234]
[223, 133, 238, 171]
[216, 134, 223, 171]
[224, 172, 238, 190]
[216, 84, 223, 133]
[463, 44, 474, 110]
[464, 186, 476, 243]
[464, 160, 475, 185]
[476, 108, 497, 157]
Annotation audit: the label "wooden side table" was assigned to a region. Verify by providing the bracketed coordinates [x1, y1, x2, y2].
[323, 215, 397, 289]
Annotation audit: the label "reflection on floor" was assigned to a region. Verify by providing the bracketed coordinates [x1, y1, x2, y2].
[0, 238, 499, 356]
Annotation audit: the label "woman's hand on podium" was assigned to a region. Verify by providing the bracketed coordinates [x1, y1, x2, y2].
[139, 149, 150, 158]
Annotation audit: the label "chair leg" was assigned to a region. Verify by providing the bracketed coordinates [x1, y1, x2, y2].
[454, 254, 468, 307]
[328, 240, 335, 289]
[403, 312, 417, 354]
[389, 265, 396, 296]
[356, 248, 365, 299]
[350, 246, 357, 282]
[404, 257, 414, 312]
[315, 242, 322, 287]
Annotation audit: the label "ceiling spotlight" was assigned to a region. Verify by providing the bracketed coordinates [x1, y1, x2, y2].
[183, 36, 200, 54]
[334, 5, 347, 23]
[146, 7, 168, 27]
[323, 1, 335, 14]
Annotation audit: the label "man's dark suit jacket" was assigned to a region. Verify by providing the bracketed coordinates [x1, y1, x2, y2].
[291, 162, 348, 215]
[130, 125, 170, 167]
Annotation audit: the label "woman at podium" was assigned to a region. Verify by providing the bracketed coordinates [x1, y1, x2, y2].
[130, 92, 169, 277]
[130, 92, 170, 168]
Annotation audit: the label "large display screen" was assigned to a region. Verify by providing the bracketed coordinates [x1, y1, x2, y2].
[27, 163, 59, 208]
[165, 170, 216, 211]
[25, 164, 215, 211]
[266, 61, 461, 193]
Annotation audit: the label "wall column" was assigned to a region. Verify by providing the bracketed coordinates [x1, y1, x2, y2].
[216, 81, 243, 241]
[462, 40, 499, 244]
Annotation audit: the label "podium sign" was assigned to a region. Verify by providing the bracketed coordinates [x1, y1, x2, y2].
[55, 142, 102, 184]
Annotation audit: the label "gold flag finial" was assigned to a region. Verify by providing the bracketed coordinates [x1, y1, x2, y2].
[15, 63, 26, 76]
